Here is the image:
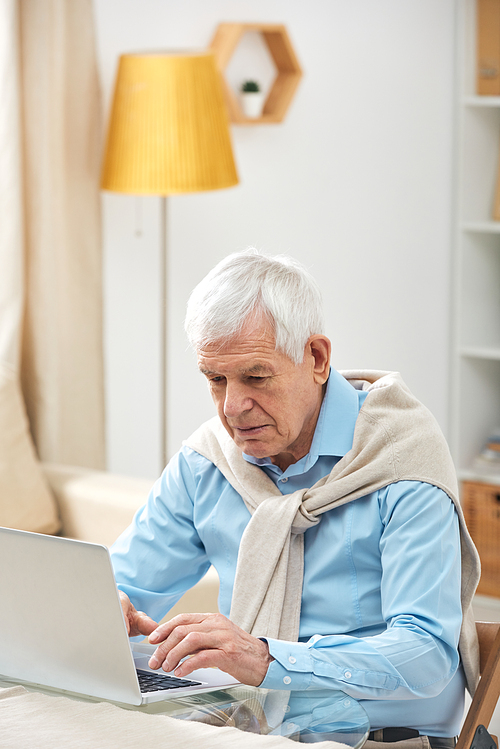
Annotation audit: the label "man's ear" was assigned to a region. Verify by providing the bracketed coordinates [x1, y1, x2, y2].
[306, 335, 331, 385]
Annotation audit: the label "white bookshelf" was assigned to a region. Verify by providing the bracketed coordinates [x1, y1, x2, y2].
[451, 1, 500, 478]
[464, 95, 500, 107]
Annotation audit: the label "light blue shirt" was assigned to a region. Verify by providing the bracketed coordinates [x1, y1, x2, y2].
[111, 369, 465, 736]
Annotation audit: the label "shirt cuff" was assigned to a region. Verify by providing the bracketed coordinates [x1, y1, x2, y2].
[258, 638, 313, 690]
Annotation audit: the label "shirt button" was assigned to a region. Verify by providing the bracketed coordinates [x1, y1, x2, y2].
[344, 670, 352, 679]
[288, 656, 296, 664]
[281, 477, 288, 483]
[283, 676, 292, 685]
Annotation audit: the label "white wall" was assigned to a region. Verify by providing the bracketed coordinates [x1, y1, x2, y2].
[93, 0, 456, 480]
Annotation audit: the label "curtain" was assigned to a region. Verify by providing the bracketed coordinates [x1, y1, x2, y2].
[0, 0, 104, 532]
[20, 0, 105, 468]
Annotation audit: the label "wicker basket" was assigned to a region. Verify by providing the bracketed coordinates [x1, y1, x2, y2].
[462, 480, 500, 598]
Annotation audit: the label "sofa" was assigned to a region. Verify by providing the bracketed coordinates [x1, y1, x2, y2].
[41, 462, 220, 619]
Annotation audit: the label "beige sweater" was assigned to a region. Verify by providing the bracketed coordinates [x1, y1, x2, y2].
[185, 370, 481, 694]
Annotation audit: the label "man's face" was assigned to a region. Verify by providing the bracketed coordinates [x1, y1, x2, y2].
[197, 316, 330, 471]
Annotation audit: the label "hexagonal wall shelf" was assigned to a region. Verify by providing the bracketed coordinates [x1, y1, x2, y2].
[210, 23, 303, 124]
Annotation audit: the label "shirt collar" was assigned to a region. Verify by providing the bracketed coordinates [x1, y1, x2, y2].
[309, 367, 362, 459]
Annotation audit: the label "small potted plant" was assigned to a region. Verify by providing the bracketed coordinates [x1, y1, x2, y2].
[239, 80, 264, 118]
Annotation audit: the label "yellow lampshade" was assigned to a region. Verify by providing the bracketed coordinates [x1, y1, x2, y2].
[101, 51, 238, 195]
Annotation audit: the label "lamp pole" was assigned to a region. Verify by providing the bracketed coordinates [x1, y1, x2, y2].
[160, 196, 168, 468]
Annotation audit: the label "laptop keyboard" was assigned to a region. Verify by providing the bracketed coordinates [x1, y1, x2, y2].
[137, 669, 203, 693]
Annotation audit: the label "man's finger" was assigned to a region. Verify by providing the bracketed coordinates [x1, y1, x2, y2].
[135, 611, 158, 636]
[149, 629, 222, 671]
[172, 649, 224, 678]
[148, 612, 213, 644]
[148, 612, 212, 641]
[118, 591, 132, 634]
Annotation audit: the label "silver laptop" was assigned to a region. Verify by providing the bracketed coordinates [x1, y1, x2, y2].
[0, 526, 240, 705]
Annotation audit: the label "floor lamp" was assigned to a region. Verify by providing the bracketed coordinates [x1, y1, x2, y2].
[101, 51, 239, 469]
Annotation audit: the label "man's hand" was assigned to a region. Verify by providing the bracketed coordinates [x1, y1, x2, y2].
[147, 612, 274, 686]
[118, 591, 158, 638]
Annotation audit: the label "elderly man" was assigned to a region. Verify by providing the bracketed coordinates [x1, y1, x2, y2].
[111, 250, 480, 748]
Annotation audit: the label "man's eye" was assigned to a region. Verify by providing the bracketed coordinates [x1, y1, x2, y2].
[210, 376, 225, 384]
[249, 376, 265, 383]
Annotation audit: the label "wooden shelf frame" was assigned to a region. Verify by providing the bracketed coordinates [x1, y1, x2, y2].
[209, 22, 303, 124]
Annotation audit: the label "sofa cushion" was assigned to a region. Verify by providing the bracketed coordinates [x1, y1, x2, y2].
[42, 463, 151, 546]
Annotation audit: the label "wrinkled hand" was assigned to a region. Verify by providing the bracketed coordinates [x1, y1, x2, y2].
[147, 612, 274, 687]
[119, 591, 158, 638]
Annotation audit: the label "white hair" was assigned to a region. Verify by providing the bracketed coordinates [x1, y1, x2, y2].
[184, 249, 324, 364]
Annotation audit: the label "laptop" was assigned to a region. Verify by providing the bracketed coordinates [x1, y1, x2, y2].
[0, 526, 240, 705]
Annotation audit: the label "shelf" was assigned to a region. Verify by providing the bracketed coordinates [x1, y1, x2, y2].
[209, 22, 303, 124]
[460, 346, 500, 360]
[462, 221, 500, 233]
[460, 469, 500, 486]
[463, 95, 500, 107]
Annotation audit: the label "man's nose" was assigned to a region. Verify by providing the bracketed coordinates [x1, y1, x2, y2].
[223, 382, 253, 418]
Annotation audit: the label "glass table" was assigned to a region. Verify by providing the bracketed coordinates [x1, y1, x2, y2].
[123, 684, 370, 746]
[0, 675, 369, 746]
